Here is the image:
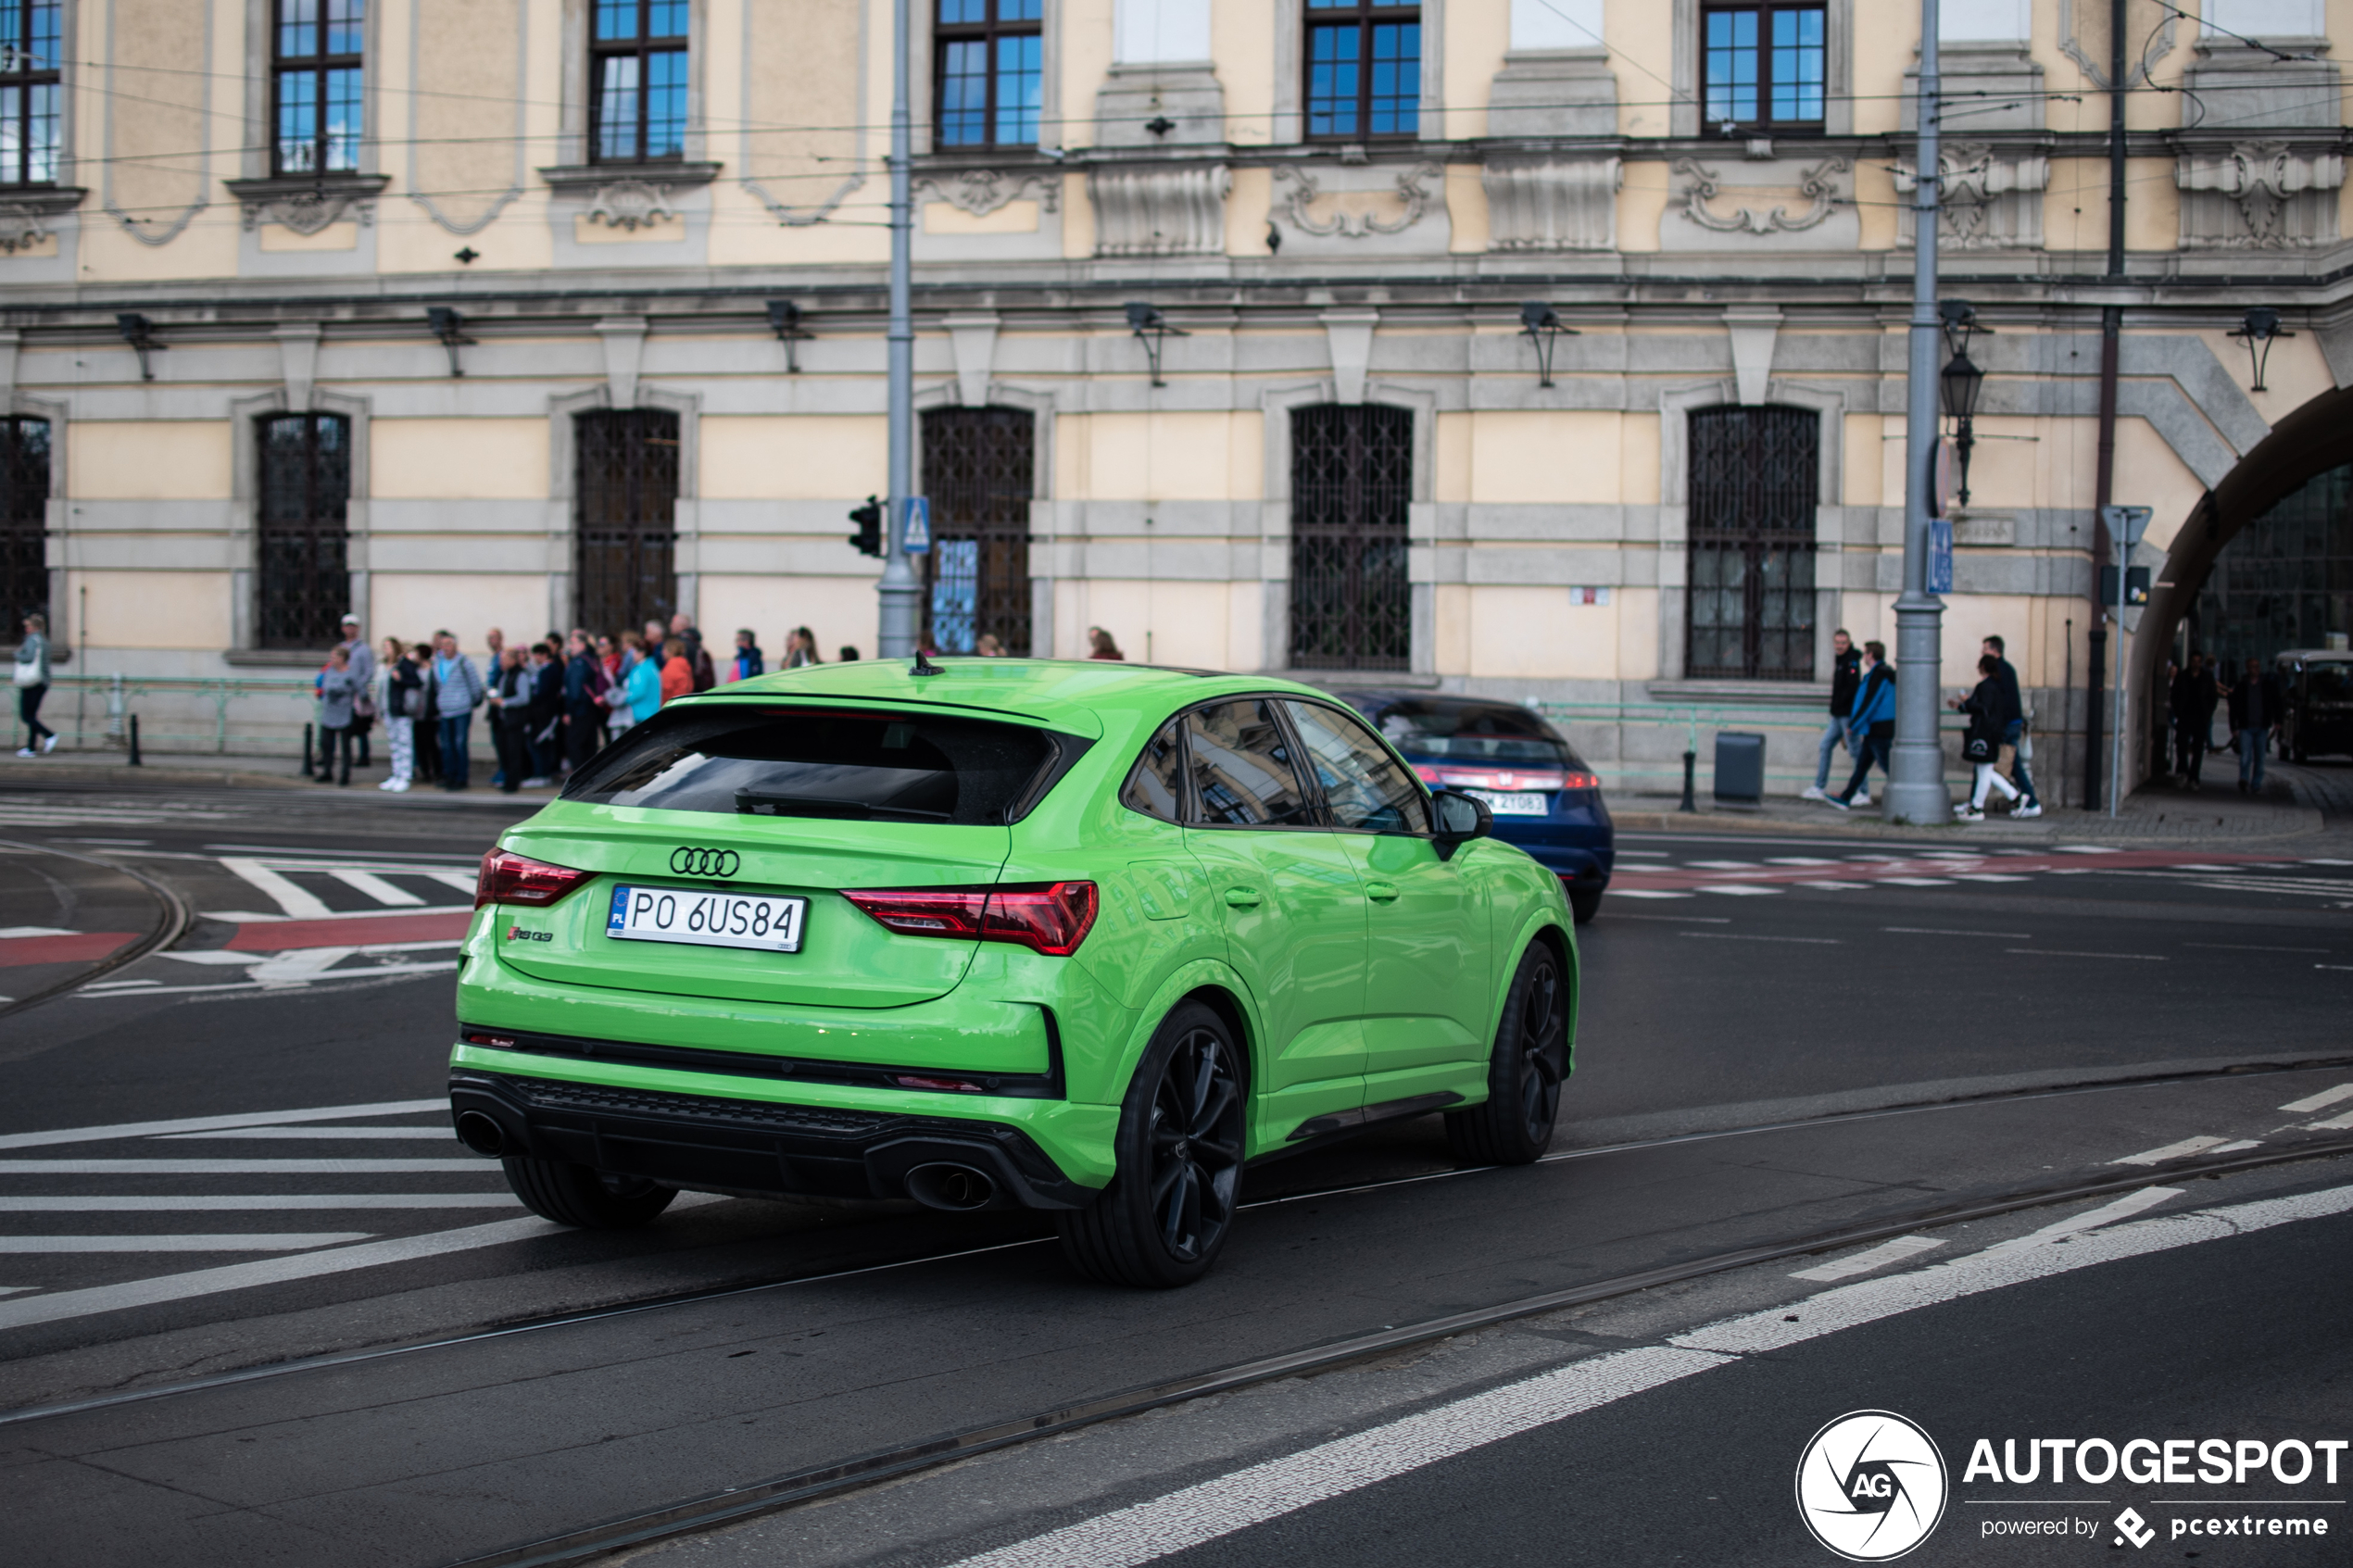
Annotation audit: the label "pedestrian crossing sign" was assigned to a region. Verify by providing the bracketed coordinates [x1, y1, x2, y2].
[902, 496, 930, 555]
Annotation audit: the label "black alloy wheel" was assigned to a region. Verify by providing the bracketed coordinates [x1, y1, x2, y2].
[1058, 1001, 1247, 1288]
[1444, 943, 1569, 1166]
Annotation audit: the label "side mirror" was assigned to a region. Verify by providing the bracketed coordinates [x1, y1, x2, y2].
[1429, 789, 1492, 859]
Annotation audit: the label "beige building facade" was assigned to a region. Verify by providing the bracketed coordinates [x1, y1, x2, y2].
[4, 0, 2352, 796]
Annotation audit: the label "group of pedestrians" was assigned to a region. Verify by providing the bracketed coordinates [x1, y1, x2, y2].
[2168, 653, 2284, 795]
[1804, 628, 2042, 821]
[308, 614, 837, 791]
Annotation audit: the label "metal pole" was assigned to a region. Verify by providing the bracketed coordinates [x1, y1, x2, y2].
[875, 0, 921, 659]
[2110, 546, 2128, 815]
[1885, 0, 1951, 824]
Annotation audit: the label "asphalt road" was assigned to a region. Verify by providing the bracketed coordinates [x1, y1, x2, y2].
[0, 779, 2347, 1566]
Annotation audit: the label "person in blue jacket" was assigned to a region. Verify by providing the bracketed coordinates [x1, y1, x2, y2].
[1823, 641, 1894, 810]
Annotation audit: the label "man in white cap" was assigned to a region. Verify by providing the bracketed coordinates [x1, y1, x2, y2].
[336, 614, 376, 769]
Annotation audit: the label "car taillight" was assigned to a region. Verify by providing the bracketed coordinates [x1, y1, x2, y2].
[844, 881, 1099, 957]
[1560, 771, 1601, 791]
[475, 848, 594, 909]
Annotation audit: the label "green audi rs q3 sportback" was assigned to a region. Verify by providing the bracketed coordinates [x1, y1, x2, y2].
[448, 659, 1578, 1286]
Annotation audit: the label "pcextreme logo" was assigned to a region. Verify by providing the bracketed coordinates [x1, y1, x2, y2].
[1796, 1411, 1950, 1562]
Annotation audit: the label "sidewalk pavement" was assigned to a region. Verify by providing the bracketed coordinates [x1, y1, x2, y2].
[0, 749, 562, 800]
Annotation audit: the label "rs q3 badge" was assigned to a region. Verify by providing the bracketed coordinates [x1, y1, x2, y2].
[669, 847, 740, 878]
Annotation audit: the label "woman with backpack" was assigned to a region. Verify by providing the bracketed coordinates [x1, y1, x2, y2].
[1953, 652, 2023, 822]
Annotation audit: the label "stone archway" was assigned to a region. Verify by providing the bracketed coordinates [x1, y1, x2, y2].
[2127, 383, 2353, 790]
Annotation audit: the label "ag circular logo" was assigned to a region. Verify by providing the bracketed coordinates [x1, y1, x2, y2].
[668, 847, 740, 878]
[1795, 1410, 1948, 1562]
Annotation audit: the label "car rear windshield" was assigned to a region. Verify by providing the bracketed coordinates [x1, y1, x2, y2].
[562, 706, 1065, 824]
[1355, 699, 1585, 770]
[2304, 664, 2353, 703]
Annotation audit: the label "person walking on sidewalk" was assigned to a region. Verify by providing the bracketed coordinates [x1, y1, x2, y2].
[2221, 656, 2284, 795]
[379, 636, 420, 793]
[2171, 652, 2218, 790]
[337, 615, 376, 769]
[315, 646, 360, 785]
[1822, 642, 1894, 810]
[1981, 634, 2042, 819]
[1952, 653, 2023, 822]
[432, 631, 487, 790]
[12, 612, 55, 757]
[1804, 629, 1861, 802]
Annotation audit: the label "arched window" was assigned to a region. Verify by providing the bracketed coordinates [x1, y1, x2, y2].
[574, 408, 680, 637]
[1686, 405, 1818, 680]
[2192, 459, 2353, 673]
[0, 416, 48, 631]
[921, 406, 1034, 655]
[1290, 403, 1411, 671]
[256, 412, 352, 648]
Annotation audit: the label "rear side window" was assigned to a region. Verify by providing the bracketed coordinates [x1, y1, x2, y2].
[1121, 720, 1185, 822]
[1183, 701, 1315, 827]
[563, 707, 1061, 824]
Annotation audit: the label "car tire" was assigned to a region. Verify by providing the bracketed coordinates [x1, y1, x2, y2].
[1444, 941, 1569, 1167]
[500, 1156, 677, 1229]
[1567, 886, 1602, 925]
[1057, 1000, 1247, 1289]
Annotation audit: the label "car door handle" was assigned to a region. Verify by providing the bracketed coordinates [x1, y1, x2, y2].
[1364, 881, 1401, 903]
[1223, 886, 1263, 908]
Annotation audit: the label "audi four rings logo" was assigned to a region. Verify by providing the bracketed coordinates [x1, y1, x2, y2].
[669, 847, 740, 878]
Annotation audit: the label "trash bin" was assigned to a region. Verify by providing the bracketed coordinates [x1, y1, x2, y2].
[1714, 731, 1766, 805]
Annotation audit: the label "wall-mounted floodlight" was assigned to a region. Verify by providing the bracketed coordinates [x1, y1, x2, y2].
[426, 307, 474, 378]
[1126, 301, 1189, 387]
[1518, 301, 1577, 387]
[767, 300, 812, 373]
[2227, 307, 2295, 393]
[116, 313, 164, 381]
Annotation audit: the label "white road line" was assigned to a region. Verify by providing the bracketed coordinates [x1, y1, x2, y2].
[0, 925, 75, 937]
[0, 1098, 447, 1151]
[0, 1234, 375, 1253]
[948, 1185, 2353, 1568]
[0, 1195, 518, 1210]
[1884, 927, 2029, 938]
[0, 1159, 489, 1173]
[2187, 943, 2332, 954]
[217, 858, 334, 920]
[1765, 858, 1841, 866]
[327, 868, 426, 907]
[1694, 884, 1781, 897]
[1787, 880, 1873, 890]
[2005, 949, 2166, 960]
[1950, 873, 2032, 883]
[1597, 913, 1730, 924]
[2302, 1110, 2353, 1132]
[1982, 1187, 2181, 1252]
[0, 1194, 729, 1333]
[1610, 890, 1694, 900]
[73, 963, 460, 998]
[1684, 860, 1763, 870]
[2111, 1135, 2233, 1166]
[1678, 933, 1840, 945]
[1789, 1235, 1944, 1282]
[422, 868, 482, 895]
[1876, 877, 1956, 886]
[197, 903, 472, 924]
[157, 1128, 459, 1142]
[2054, 844, 2120, 853]
[2280, 1084, 2353, 1114]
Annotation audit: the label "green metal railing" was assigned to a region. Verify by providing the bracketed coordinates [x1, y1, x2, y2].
[9, 672, 320, 758]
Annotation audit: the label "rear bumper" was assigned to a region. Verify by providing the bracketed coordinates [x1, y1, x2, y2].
[449, 1068, 1099, 1210]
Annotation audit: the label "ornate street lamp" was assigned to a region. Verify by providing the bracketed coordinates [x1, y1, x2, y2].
[1937, 299, 1989, 508]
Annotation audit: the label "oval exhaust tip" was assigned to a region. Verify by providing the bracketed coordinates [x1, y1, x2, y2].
[904, 1162, 996, 1210]
[454, 1110, 508, 1158]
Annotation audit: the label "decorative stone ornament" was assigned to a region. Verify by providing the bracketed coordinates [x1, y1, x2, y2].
[1273, 162, 1441, 240]
[912, 168, 1062, 218]
[1893, 144, 2048, 250]
[2176, 142, 2345, 249]
[1671, 157, 1846, 235]
[1481, 156, 1621, 252]
[585, 179, 678, 231]
[225, 174, 391, 234]
[1088, 163, 1227, 257]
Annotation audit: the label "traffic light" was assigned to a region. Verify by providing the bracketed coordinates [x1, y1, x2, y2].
[849, 495, 883, 558]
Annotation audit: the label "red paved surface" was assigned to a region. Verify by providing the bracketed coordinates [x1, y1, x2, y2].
[224, 911, 474, 951]
[0, 932, 137, 967]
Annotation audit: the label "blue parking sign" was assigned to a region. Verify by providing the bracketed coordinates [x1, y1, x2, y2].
[1928, 518, 1953, 596]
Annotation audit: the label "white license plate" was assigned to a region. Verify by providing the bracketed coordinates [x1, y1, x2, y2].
[1466, 790, 1551, 816]
[607, 885, 807, 953]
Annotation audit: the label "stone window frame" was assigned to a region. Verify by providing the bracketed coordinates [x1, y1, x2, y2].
[1299, 0, 1426, 144]
[554, 0, 710, 171]
[913, 376, 1061, 655]
[910, 0, 1063, 158]
[1270, 0, 1445, 148]
[1669, 0, 1851, 140]
[933, 0, 1047, 153]
[1694, 1, 1830, 138]
[268, 0, 366, 177]
[0, 382, 67, 657]
[240, 0, 379, 182]
[229, 387, 371, 655]
[0, 0, 64, 187]
[546, 383, 702, 638]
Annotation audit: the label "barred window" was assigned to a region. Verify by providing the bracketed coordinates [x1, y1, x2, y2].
[592, 0, 688, 163]
[936, 0, 1041, 149]
[921, 407, 1034, 656]
[1305, 0, 1419, 141]
[1701, 4, 1825, 133]
[574, 409, 680, 638]
[274, 0, 364, 176]
[1290, 404, 1412, 672]
[1685, 406, 1818, 681]
[0, 0, 60, 185]
[256, 414, 352, 649]
[0, 417, 48, 631]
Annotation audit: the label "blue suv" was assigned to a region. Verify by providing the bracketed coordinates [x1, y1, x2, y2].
[1338, 692, 1614, 923]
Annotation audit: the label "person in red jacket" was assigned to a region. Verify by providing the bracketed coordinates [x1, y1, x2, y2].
[659, 636, 695, 705]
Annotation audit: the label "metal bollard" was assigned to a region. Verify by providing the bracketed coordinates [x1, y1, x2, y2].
[301, 722, 315, 779]
[128, 713, 142, 767]
[1680, 750, 1697, 813]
